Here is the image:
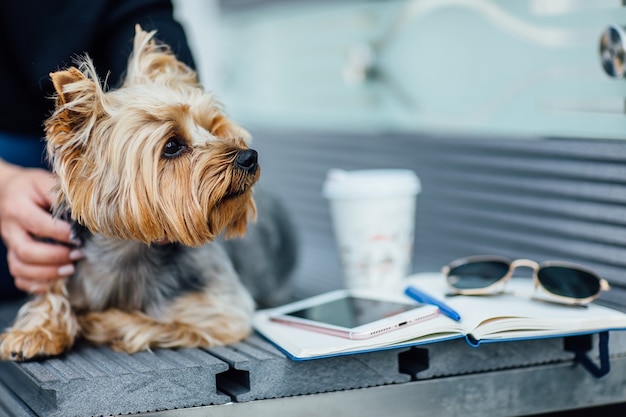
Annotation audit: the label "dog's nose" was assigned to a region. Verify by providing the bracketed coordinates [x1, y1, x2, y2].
[235, 149, 258, 174]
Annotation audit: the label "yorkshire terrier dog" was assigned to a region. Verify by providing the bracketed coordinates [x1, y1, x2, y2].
[0, 26, 296, 361]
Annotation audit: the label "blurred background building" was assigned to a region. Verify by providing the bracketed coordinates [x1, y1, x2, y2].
[174, 0, 626, 309]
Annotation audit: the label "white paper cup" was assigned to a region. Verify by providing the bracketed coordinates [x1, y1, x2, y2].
[322, 169, 421, 290]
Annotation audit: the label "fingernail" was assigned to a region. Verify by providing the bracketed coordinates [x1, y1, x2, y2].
[58, 264, 75, 276]
[28, 284, 44, 294]
[69, 249, 85, 261]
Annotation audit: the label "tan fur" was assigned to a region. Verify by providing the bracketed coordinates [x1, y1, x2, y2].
[0, 282, 78, 360]
[0, 25, 260, 361]
[79, 291, 252, 353]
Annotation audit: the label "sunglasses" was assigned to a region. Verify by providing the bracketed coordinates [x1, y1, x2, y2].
[442, 255, 610, 305]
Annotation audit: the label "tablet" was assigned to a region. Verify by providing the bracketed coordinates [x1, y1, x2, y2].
[269, 290, 440, 340]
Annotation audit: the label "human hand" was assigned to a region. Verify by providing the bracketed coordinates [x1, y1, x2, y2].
[0, 163, 84, 294]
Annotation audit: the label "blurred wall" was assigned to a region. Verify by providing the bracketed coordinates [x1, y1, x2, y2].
[217, 0, 626, 139]
[173, 1, 626, 309]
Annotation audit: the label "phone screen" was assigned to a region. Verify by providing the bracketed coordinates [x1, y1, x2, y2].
[284, 296, 418, 329]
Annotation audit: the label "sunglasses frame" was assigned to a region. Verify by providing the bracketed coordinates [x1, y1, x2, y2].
[442, 255, 610, 305]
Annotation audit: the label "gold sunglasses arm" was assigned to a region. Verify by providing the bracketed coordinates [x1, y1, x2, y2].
[600, 279, 611, 291]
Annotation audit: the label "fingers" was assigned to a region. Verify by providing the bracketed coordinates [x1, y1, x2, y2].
[0, 167, 85, 293]
[6, 230, 84, 294]
[14, 170, 77, 245]
[9, 247, 84, 294]
[5, 204, 74, 245]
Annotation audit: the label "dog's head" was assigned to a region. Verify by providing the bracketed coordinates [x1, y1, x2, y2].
[45, 25, 259, 247]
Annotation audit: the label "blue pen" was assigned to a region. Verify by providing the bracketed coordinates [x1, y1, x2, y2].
[404, 286, 462, 321]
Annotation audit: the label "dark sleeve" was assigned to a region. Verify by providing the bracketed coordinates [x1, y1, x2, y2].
[92, 0, 197, 87]
[0, 0, 196, 135]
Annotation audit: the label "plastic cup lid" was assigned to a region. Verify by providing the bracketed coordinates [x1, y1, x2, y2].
[322, 169, 421, 199]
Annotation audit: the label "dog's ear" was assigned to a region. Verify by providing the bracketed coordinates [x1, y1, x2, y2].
[50, 67, 86, 106]
[47, 63, 105, 135]
[124, 24, 198, 87]
[46, 61, 107, 160]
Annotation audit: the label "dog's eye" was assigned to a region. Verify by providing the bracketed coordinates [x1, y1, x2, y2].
[163, 137, 187, 158]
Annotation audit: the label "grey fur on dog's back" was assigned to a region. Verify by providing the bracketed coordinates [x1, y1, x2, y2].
[222, 189, 298, 308]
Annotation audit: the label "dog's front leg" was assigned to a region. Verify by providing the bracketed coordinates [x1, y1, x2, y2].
[78, 289, 254, 353]
[0, 281, 78, 361]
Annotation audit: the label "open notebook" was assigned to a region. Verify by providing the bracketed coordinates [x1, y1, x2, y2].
[254, 273, 626, 361]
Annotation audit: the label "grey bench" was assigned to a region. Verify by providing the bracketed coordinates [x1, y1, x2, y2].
[2, 132, 626, 416]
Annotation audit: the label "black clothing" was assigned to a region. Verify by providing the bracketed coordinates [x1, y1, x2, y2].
[0, 0, 195, 136]
[0, 0, 195, 300]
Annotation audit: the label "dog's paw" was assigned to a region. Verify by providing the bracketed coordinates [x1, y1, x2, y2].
[0, 329, 70, 361]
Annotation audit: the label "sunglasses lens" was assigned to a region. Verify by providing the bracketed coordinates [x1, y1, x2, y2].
[537, 266, 600, 299]
[447, 260, 510, 289]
